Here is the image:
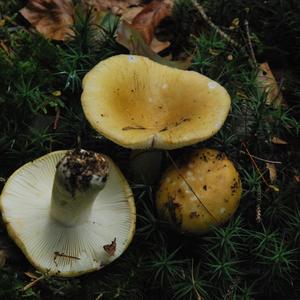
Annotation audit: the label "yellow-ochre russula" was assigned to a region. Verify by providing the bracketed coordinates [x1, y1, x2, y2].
[0, 149, 136, 277]
[156, 148, 242, 234]
[81, 55, 231, 149]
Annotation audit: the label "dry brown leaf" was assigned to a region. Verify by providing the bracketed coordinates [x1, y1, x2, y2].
[20, 0, 74, 41]
[83, 0, 141, 15]
[257, 62, 285, 107]
[266, 162, 277, 183]
[121, 4, 171, 53]
[116, 20, 190, 69]
[121, 6, 144, 23]
[271, 136, 288, 144]
[150, 37, 170, 53]
[131, 0, 173, 45]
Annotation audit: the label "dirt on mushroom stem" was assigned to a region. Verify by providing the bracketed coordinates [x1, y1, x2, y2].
[57, 149, 109, 197]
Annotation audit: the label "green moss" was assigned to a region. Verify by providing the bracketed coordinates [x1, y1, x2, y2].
[0, 1, 299, 299]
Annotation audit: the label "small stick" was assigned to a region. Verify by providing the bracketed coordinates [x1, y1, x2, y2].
[53, 107, 60, 130]
[95, 293, 104, 300]
[239, 150, 282, 164]
[23, 275, 44, 291]
[191, 0, 241, 48]
[242, 142, 269, 187]
[244, 20, 257, 67]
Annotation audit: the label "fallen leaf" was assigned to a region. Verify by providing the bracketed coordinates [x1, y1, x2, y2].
[271, 136, 288, 144]
[266, 162, 277, 183]
[294, 175, 300, 183]
[121, 3, 171, 53]
[131, 0, 173, 45]
[121, 6, 144, 23]
[0, 19, 5, 27]
[83, 0, 141, 15]
[20, 0, 74, 41]
[116, 20, 190, 69]
[150, 37, 170, 53]
[103, 238, 116, 256]
[257, 62, 285, 107]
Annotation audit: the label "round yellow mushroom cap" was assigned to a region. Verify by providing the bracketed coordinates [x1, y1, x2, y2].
[156, 148, 242, 234]
[81, 55, 231, 149]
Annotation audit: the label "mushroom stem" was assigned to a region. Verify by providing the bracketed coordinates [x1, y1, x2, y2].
[50, 149, 109, 227]
[129, 149, 163, 184]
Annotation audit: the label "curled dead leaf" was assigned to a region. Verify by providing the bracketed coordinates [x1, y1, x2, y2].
[257, 62, 285, 107]
[116, 20, 190, 69]
[20, 0, 74, 41]
[83, 0, 141, 15]
[131, 0, 173, 45]
[266, 162, 277, 183]
[271, 136, 288, 144]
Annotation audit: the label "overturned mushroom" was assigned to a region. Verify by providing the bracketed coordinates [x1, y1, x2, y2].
[0, 149, 135, 276]
[156, 148, 242, 234]
[81, 55, 231, 149]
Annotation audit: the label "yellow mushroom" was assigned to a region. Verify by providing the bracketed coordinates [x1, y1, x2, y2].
[81, 55, 231, 149]
[156, 148, 242, 234]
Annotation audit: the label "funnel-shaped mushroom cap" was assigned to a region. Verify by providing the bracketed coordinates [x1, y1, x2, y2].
[156, 148, 242, 234]
[0, 150, 135, 276]
[81, 55, 231, 149]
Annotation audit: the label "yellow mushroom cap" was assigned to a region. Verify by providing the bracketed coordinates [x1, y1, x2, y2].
[81, 55, 231, 149]
[156, 148, 242, 234]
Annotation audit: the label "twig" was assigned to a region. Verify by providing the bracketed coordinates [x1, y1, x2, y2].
[23, 275, 44, 291]
[244, 20, 257, 67]
[191, 0, 241, 48]
[53, 107, 61, 130]
[241, 142, 269, 187]
[165, 151, 218, 223]
[239, 150, 282, 164]
[95, 293, 104, 300]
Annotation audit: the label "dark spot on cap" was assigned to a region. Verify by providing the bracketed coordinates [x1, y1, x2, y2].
[216, 152, 226, 160]
[203, 185, 207, 191]
[189, 211, 200, 219]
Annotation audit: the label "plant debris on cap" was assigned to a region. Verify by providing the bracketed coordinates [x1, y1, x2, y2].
[81, 55, 231, 149]
[0, 150, 136, 277]
[156, 148, 242, 234]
